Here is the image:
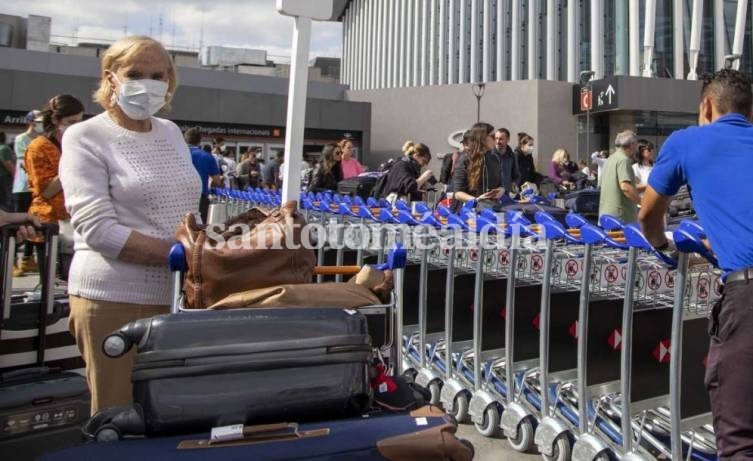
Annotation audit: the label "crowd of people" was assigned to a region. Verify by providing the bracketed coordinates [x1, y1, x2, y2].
[0, 31, 750, 458]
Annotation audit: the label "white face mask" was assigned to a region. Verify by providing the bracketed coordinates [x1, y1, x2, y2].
[111, 74, 169, 120]
[33, 122, 44, 134]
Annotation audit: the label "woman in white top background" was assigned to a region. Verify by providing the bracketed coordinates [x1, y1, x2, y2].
[60, 36, 201, 413]
[632, 139, 655, 198]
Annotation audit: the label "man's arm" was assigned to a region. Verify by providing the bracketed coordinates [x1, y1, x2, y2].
[620, 181, 641, 205]
[638, 186, 672, 247]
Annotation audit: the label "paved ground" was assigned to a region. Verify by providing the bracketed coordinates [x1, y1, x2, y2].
[457, 423, 541, 461]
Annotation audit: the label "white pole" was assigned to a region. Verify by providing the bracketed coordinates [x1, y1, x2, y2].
[591, 0, 603, 79]
[688, 0, 704, 80]
[398, 0, 406, 87]
[460, 0, 468, 83]
[546, 0, 556, 80]
[449, 0, 457, 84]
[422, 0, 430, 85]
[406, 0, 414, 88]
[281, 15, 311, 204]
[674, 0, 684, 79]
[439, 0, 447, 85]
[496, 0, 506, 81]
[342, 7, 349, 85]
[511, 0, 520, 80]
[732, 0, 748, 70]
[470, 0, 479, 82]
[379, 0, 386, 88]
[567, 0, 576, 82]
[643, 0, 657, 77]
[387, 0, 395, 88]
[629, 0, 640, 76]
[482, 0, 492, 82]
[354, 0, 361, 89]
[367, 0, 375, 89]
[714, 0, 726, 70]
[430, 0, 438, 85]
[528, 0, 537, 79]
[393, 0, 401, 86]
[414, 0, 422, 85]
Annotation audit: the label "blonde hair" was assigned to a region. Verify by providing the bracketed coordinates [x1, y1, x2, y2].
[402, 140, 431, 161]
[551, 148, 570, 165]
[93, 36, 178, 111]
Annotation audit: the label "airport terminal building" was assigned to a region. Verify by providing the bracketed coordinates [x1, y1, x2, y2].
[337, 0, 749, 170]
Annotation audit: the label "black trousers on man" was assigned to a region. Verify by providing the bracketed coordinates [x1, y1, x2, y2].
[706, 279, 753, 459]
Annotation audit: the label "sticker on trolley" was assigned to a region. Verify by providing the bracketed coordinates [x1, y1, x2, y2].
[635, 271, 646, 291]
[713, 277, 723, 299]
[552, 259, 562, 278]
[469, 248, 479, 262]
[621, 266, 628, 281]
[565, 259, 580, 279]
[517, 256, 528, 272]
[696, 276, 710, 300]
[665, 271, 675, 289]
[647, 270, 662, 292]
[498, 250, 510, 266]
[590, 266, 601, 288]
[532, 314, 541, 330]
[653, 340, 671, 364]
[499, 307, 507, 319]
[531, 254, 544, 273]
[604, 265, 620, 284]
[608, 329, 622, 351]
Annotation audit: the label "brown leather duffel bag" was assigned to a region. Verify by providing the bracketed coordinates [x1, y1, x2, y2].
[175, 201, 316, 308]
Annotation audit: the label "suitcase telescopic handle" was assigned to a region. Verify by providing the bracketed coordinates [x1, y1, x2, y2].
[168, 243, 187, 314]
[2, 223, 60, 322]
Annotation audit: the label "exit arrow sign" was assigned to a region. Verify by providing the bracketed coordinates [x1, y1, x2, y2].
[573, 77, 619, 114]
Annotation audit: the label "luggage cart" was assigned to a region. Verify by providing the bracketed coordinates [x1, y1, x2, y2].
[527, 215, 588, 461]
[572, 223, 703, 461]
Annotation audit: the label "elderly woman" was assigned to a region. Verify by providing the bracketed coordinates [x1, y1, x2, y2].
[60, 36, 201, 413]
[547, 148, 579, 188]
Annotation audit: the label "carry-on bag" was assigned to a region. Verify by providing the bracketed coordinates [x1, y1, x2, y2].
[337, 175, 378, 199]
[500, 202, 569, 226]
[0, 223, 91, 461]
[564, 188, 600, 216]
[175, 201, 316, 309]
[44, 406, 474, 461]
[98, 308, 374, 437]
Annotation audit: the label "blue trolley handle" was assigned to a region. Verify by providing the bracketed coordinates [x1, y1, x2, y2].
[168, 243, 187, 314]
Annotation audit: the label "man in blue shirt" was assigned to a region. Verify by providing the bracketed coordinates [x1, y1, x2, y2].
[639, 69, 753, 459]
[184, 127, 221, 223]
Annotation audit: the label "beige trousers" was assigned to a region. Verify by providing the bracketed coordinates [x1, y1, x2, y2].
[68, 295, 168, 415]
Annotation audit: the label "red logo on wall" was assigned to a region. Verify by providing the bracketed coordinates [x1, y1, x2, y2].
[532, 314, 541, 330]
[580, 89, 593, 111]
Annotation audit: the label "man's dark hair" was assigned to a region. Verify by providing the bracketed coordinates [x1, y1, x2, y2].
[495, 127, 510, 138]
[701, 69, 753, 116]
[184, 127, 202, 146]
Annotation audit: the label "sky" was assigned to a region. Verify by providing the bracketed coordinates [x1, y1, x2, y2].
[1, 0, 343, 62]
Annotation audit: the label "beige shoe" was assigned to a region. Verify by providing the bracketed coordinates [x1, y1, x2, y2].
[20, 257, 38, 273]
[12, 265, 25, 277]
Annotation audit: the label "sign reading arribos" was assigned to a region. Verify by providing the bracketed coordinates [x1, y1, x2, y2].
[572, 77, 620, 114]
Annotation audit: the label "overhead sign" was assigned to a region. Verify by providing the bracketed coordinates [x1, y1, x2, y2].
[573, 77, 619, 114]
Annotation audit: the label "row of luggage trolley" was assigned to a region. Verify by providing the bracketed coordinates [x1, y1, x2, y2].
[207, 187, 721, 461]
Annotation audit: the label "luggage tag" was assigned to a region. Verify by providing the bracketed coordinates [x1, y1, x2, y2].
[180, 422, 330, 450]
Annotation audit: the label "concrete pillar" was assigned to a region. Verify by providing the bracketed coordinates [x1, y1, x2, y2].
[496, 0, 507, 81]
[528, 0, 538, 79]
[511, 0, 520, 80]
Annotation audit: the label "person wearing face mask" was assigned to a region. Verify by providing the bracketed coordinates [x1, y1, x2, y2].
[25, 94, 85, 283]
[515, 132, 541, 187]
[11, 110, 44, 276]
[597, 130, 641, 224]
[58, 36, 201, 414]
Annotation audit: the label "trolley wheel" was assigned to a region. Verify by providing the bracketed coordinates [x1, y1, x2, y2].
[402, 368, 418, 383]
[428, 381, 442, 406]
[507, 417, 534, 452]
[473, 405, 500, 437]
[542, 434, 571, 461]
[95, 426, 121, 442]
[594, 452, 610, 461]
[447, 392, 470, 423]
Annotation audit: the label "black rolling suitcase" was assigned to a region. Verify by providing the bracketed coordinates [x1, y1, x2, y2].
[337, 175, 378, 199]
[0, 224, 90, 461]
[96, 308, 374, 438]
[500, 202, 569, 226]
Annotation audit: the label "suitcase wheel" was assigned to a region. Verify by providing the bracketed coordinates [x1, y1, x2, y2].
[102, 333, 129, 358]
[95, 425, 122, 442]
